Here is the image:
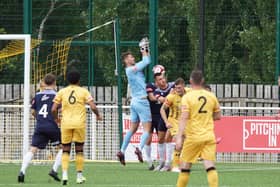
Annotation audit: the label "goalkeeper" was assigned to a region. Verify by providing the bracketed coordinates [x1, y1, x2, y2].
[116, 37, 152, 165]
[18, 74, 62, 183]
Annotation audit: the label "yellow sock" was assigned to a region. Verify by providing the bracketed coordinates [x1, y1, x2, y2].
[207, 169, 218, 187]
[176, 171, 190, 187]
[76, 152, 84, 172]
[62, 152, 70, 171]
[172, 150, 181, 167]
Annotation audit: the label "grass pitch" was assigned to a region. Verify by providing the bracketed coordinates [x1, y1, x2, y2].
[0, 162, 279, 187]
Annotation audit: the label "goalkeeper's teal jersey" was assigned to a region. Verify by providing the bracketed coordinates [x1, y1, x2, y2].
[125, 56, 151, 98]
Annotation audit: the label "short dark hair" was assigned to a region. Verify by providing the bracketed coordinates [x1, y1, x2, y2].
[190, 69, 204, 85]
[44, 73, 56, 85]
[153, 73, 162, 79]
[174, 77, 185, 85]
[121, 51, 132, 63]
[67, 70, 80, 84]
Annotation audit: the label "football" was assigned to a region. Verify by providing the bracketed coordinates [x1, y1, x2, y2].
[152, 64, 165, 75]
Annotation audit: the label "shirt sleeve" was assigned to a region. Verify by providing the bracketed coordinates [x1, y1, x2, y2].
[31, 97, 36, 110]
[213, 96, 221, 113]
[181, 94, 189, 113]
[53, 90, 62, 104]
[85, 89, 94, 104]
[146, 83, 155, 93]
[134, 56, 151, 72]
[164, 94, 174, 107]
[154, 90, 161, 99]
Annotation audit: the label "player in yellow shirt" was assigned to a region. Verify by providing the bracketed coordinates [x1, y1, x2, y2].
[176, 69, 221, 187]
[51, 70, 102, 185]
[159, 78, 188, 171]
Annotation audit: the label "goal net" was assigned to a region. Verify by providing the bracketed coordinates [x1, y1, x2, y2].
[0, 34, 32, 159]
[0, 38, 41, 71]
[31, 37, 72, 84]
[0, 20, 121, 163]
[0, 36, 71, 86]
[0, 105, 280, 163]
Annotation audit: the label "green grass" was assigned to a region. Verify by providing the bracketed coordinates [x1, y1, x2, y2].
[1, 162, 280, 187]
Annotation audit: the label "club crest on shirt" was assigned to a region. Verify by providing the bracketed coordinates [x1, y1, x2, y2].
[41, 94, 50, 101]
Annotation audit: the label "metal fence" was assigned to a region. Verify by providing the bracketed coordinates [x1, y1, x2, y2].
[0, 0, 278, 85]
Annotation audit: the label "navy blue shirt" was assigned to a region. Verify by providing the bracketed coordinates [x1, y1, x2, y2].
[146, 82, 175, 115]
[31, 89, 58, 130]
[146, 83, 161, 115]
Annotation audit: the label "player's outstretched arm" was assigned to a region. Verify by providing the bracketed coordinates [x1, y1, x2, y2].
[139, 37, 150, 55]
[134, 55, 150, 71]
[134, 37, 151, 71]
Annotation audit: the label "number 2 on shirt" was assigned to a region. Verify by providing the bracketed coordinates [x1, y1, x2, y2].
[198, 96, 207, 113]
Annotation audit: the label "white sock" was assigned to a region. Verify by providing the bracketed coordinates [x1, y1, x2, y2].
[166, 143, 175, 166]
[144, 145, 152, 166]
[77, 171, 83, 178]
[62, 170, 68, 180]
[158, 143, 166, 164]
[20, 151, 34, 174]
[52, 149, 62, 172]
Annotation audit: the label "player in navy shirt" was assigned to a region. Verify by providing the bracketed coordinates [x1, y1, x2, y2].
[18, 74, 62, 183]
[145, 71, 175, 171]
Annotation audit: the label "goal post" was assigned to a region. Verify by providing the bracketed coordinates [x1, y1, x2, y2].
[0, 34, 31, 158]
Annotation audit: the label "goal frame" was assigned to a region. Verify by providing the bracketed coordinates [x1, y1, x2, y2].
[0, 34, 31, 157]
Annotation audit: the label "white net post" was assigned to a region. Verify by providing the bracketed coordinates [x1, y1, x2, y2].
[0, 34, 31, 158]
[23, 35, 31, 157]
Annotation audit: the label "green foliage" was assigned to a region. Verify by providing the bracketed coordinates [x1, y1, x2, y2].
[202, 0, 276, 84]
[0, 0, 278, 84]
[0, 56, 24, 84]
[237, 0, 276, 83]
[0, 28, 6, 34]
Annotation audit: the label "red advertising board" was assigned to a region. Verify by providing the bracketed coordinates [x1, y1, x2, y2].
[122, 114, 158, 161]
[215, 116, 280, 153]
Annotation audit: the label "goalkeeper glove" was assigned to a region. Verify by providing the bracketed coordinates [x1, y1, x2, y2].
[139, 37, 149, 53]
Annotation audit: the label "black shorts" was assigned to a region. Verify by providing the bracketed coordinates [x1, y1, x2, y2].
[150, 114, 160, 133]
[31, 128, 61, 149]
[157, 117, 167, 132]
[150, 114, 167, 133]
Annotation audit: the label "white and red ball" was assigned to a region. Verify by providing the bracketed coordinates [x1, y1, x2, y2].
[152, 65, 165, 75]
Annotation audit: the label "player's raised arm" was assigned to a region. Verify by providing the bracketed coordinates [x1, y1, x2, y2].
[134, 37, 151, 71]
